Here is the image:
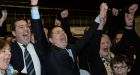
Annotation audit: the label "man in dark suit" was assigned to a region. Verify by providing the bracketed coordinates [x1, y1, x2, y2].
[31, 0, 108, 75]
[10, 18, 46, 75]
[10, 2, 46, 74]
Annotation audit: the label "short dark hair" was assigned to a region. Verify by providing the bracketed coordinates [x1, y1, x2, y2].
[12, 18, 28, 31]
[110, 54, 133, 69]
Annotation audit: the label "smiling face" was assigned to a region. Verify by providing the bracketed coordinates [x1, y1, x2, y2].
[0, 41, 11, 71]
[99, 34, 111, 57]
[12, 19, 31, 45]
[49, 27, 68, 49]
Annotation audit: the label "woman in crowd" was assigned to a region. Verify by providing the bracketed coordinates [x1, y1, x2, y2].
[0, 39, 16, 75]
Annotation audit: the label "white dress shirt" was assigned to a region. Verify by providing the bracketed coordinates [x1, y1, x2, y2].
[17, 42, 41, 75]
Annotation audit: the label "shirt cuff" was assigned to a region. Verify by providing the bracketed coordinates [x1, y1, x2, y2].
[31, 7, 40, 19]
[95, 16, 100, 24]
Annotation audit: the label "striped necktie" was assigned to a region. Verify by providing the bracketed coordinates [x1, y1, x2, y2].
[23, 45, 36, 75]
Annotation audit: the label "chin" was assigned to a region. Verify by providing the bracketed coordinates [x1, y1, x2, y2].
[61, 45, 67, 48]
[102, 53, 108, 57]
[2, 66, 8, 70]
[105, 53, 109, 56]
[23, 41, 30, 45]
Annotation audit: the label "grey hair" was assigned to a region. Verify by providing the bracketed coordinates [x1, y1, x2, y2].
[102, 34, 112, 47]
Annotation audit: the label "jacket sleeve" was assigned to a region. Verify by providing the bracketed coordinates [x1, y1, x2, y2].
[74, 21, 99, 54]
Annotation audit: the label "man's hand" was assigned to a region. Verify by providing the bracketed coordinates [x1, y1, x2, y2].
[125, 13, 134, 26]
[112, 8, 119, 16]
[0, 9, 8, 26]
[54, 19, 61, 26]
[99, 3, 108, 25]
[31, 0, 38, 5]
[128, 4, 138, 16]
[61, 9, 68, 18]
[2, 9, 8, 17]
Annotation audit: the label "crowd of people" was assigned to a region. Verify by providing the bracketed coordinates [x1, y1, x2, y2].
[0, 0, 139, 75]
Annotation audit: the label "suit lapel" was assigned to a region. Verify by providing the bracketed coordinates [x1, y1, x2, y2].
[11, 42, 24, 71]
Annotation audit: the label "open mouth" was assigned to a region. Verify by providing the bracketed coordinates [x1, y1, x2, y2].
[61, 37, 66, 42]
[60, 35, 67, 42]
[103, 48, 109, 52]
[4, 58, 10, 65]
[23, 32, 30, 38]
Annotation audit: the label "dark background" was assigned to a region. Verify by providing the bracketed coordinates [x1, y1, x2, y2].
[0, 0, 139, 37]
[1, 0, 139, 16]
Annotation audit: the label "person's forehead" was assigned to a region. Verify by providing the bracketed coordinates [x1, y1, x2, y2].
[16, 20, 27, 23]
[116, 33, 123, 36]
[113, 62, 127, 66]
[101, 36, 109, 42]
[1, 44, 10, 49]
[52, 27, 63, 32]
[15, 20, 27, 26]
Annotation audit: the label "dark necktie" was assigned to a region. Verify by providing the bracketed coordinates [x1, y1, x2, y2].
[23, 45, 36, 75]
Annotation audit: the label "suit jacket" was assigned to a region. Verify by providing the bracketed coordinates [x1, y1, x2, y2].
[10, 39, 47, 75]
[85, 30, 109, 75]
[31, 18, 99, 75]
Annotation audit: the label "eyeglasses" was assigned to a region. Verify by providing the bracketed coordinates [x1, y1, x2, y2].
[113, 65, 128, 70]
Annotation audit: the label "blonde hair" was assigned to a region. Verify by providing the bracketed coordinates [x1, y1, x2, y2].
[102, 34, 112, 47]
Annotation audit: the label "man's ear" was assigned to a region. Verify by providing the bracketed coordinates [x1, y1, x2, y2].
[12, 31, 16, 37]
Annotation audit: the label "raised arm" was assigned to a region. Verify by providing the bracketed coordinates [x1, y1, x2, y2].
[97, 3, 108, 30]
[0, 9, 7, 27]
[128, 4, 138, 17]
[60, 9, 77, 44]
[75, 3, 108, 53]
[88, 3, 108, 53]
[79, 3, 109, 75]
[30, 0, 47, 41]
[0, 9, 7, 36]
[115, 11, 138, 63]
